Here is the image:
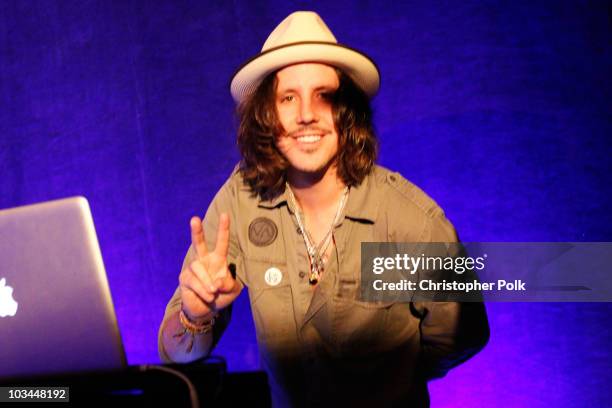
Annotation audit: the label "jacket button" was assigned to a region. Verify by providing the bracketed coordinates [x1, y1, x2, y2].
[296, 227, 302, 234]
[389, 174, 397, 182]
[299, 271, 306, 278]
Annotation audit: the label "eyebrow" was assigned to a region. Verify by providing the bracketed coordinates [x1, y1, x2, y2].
[276, 84, 339, 95]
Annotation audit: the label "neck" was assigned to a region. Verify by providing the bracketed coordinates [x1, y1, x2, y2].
[287, 165, 346, 214]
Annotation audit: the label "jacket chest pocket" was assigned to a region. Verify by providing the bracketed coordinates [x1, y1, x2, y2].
[330, 296, 396, 355]
[245, 258, 298, 353]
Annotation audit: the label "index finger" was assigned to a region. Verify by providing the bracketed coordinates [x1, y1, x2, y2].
[190, 216, 208, 258]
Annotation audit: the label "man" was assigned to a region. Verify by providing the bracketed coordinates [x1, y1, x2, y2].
[159, 11, 489, 407]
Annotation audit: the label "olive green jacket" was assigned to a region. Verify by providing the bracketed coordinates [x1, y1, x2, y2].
[159, 165, 489, 407]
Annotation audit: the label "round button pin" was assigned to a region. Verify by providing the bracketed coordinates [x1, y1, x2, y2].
[264, 267, 283, 286]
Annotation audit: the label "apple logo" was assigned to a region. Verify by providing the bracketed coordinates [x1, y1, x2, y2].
[0, 278, 18, 317]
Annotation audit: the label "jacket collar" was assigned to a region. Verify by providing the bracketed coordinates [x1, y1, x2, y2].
[257, 187, 289, 209]
[256, 170, 378, 223]
[343, 171, 378, 223]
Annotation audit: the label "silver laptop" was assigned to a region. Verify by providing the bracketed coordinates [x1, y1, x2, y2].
[0, 197, 126, 380]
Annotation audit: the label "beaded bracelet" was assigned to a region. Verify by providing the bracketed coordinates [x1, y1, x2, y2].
[173, 308, 216, 353]
[179, 309, 216, 334]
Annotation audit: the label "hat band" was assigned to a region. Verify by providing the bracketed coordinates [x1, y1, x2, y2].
[229, 40, 379, 85]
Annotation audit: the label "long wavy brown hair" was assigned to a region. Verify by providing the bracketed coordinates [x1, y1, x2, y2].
[237, 68, 378, 200]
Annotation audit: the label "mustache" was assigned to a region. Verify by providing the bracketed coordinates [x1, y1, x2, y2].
[286, 126, 330, 138]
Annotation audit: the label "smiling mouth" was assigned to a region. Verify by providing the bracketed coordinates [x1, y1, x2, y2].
[294, 134, 322, 144]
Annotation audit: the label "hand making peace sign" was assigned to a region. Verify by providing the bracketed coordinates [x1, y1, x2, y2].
[179, 213, 241, 322]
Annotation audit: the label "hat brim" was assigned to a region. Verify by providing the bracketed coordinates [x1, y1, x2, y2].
[230, 41, 380, 103]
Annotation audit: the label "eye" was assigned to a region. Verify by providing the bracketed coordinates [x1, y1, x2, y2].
[318, 91, 334, 101]
[280, 95, 295, 103]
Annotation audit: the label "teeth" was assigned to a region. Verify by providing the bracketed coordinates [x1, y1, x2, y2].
[296, 135, 321, 143]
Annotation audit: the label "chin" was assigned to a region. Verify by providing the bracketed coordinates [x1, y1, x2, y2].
[286, 156, 338, 178]
[290, 163, 326, 174]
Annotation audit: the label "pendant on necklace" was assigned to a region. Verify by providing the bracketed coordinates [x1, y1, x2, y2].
[309, 269, 320, 285]
[309, 258, 325, 285]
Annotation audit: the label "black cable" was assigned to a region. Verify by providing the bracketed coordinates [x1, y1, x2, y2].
[138, 364, 199, 408]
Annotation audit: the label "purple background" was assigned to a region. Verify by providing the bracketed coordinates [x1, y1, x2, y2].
[1, 1, 611, 406]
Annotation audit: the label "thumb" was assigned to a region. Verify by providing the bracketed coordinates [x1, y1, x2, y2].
[215, 268, 237, 294]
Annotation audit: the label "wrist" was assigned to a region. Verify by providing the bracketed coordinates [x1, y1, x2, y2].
[179, 306, 216, 333]
[171, 305, 216, 354]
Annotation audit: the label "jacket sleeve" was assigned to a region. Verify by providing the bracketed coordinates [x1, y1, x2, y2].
[412, 212, 490, 379]
[384, 170, 490, 379]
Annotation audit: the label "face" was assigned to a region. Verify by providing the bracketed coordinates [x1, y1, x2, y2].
[274, 63, 340, 178]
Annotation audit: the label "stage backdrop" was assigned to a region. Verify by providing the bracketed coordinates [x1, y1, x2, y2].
[1, 1, 611, 406]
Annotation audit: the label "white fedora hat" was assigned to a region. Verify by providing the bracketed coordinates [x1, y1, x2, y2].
[230, 11, 380, 103]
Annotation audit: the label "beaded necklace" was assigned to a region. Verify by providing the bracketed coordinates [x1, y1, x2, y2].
[286, 183, 349, 284]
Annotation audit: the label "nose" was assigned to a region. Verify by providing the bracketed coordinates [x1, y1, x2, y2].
[297, 97, 317, 125]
